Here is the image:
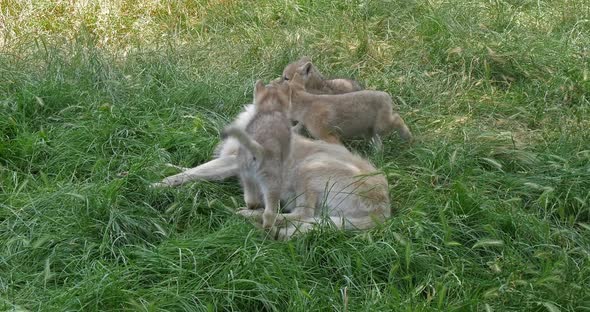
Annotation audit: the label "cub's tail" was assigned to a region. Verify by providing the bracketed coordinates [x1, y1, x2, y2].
[222, 126, 264, 161]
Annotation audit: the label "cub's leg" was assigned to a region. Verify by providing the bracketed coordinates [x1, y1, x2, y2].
[259, 170, 283, 229]
[307, 123, 341, 144]
[261, 187, 282, 229]
[240, 172, 262, 210]
[371, 134, 383, 151]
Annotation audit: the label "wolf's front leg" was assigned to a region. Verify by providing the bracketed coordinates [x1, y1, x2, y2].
[151, 156, 239, 187]
[275, 187, 317, 224]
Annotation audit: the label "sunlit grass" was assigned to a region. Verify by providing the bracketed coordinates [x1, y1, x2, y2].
[1, 0, 589, 310]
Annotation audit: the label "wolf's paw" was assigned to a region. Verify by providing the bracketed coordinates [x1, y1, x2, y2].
[237, 208, 263, 219]
[262, 211, 279, 229]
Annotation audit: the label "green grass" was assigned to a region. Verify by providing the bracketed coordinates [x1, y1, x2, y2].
[1, 0, 589, 310]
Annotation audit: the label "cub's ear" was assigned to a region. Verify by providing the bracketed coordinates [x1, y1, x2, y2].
[298, 62, 313, 77]
[277, 89, 291, 111]
[253, 80, 265, 100]
[255, 80, 265, 93]
[299, 56, 312, 63]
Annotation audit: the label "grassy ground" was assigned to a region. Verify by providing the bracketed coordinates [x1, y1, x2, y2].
[1, 0, 589, 310]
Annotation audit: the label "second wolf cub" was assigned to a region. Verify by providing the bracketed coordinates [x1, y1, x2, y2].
[284, 73, 412, 146]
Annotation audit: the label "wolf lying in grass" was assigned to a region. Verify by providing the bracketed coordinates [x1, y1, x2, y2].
[237, 133, 391, 240]
[222, 81, 292, 229]
[285, 72, 412, 147]
[152, 58, 363, 188]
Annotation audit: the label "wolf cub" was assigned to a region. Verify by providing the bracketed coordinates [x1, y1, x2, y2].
[223, 81, 291, 228]
[284, 72, 412, 147]
[277, 56, 362, 94]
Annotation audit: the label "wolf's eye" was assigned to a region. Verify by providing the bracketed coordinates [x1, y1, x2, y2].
[283, 76, 290, 81]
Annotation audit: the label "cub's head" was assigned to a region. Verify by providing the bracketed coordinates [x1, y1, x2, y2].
[278, 56, 324, 89]
[253, 80, 290, 113]
[287, 72, 306, 92]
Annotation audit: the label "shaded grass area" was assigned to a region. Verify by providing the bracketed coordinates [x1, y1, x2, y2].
[1, 0, 589, 310]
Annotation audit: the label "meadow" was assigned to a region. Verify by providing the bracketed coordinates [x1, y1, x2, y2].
[1, 0, 589, 310]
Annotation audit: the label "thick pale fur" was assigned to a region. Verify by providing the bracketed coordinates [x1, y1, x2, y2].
[237, 133, 391, 240]
[275, 56, 363, 94]
[224, 81, 292, 228]
[285, 72, 412, 146]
